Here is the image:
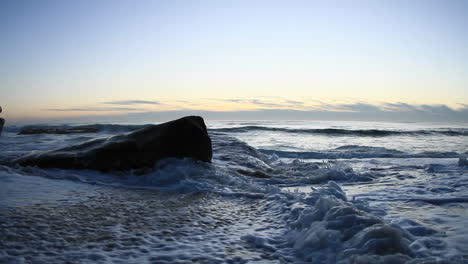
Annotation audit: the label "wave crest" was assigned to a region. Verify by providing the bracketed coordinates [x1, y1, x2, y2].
[212, 126, 468, 137]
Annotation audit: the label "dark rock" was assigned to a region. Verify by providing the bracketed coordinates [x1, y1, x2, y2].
[12, 116, 212, 171]
[18, 127, 99, 135]
[0, 105, 4, 136]
[0, 118, 4, 136]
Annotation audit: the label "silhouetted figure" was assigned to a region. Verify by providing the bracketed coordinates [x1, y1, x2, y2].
[0, 105, 4, 136]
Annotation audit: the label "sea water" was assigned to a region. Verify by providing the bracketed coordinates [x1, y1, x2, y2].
[0, 120, 467, 263]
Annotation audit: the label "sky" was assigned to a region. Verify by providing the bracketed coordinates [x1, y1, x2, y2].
[1, 0, 467, 124]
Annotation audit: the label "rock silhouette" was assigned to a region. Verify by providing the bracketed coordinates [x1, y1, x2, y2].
[12, 116, 212, 171]
[0, 106, 4, 136]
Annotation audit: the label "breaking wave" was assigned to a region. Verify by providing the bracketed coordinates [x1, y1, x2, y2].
[6, 124, 468, 137]
[212, 126, 468, 137]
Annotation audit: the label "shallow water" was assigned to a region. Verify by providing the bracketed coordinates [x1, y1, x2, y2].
[0, 177, 288, 263]
[1, 120, 467, 263]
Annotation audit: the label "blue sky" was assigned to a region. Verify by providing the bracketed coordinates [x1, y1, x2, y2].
[1, 0, 467, 123]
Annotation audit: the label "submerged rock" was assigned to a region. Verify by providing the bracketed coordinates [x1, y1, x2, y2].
[12, 116, 212, 171]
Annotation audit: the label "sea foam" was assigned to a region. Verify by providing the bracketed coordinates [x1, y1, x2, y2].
[1, 121, 467, 263]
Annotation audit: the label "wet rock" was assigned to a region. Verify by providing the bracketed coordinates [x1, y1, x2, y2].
[12, 116, 212, 171]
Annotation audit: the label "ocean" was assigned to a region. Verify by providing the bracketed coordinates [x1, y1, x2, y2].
[1, 120, 467, 263]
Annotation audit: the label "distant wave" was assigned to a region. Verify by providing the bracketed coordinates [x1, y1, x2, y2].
[259, 145, 462, 159]
[8, 124, 149, 134]
[7, 124, 468, 137]
[212, 126, 468, 137]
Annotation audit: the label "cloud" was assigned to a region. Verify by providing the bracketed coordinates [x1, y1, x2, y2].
[101, 100, 160, 105]
[312, 102, 385, 113]
[250, 99, 285, 108]
[381, 102, 468, 117]
[210, 98, 468, 121]
[308, 102, 468, 122]
[307, 101, 467, 118]
[43, 100, 163, 112]
[43, 107, 144, 112]
[217, 98, 303, 108]
[220, 99, 244, 103]
[382, 102, 420, 112]
[33, 101, 468, 123]
[284, 100, 305, 107]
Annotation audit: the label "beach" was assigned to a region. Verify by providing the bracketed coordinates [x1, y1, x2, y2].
[1, 120, 467, 263]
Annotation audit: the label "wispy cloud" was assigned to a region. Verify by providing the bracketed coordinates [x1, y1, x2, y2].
[202, 99, 468, 122]
[317, 102, 384, 112]
[284, 100, 305, 107]
[221, 99, 244, 103]
[217, 98, 305, 108]
[43, 100, 161, 113]
[382, 102, 420, 112]
[38, 100, 468, 122]
[383, 102, 468, 115]
[43, 107, 144, 112]
[250, 99, 284, 108]
[101, 100, 160, 105]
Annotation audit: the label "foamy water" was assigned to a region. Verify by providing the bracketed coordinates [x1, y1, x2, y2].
[1, 120, 467, 263]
